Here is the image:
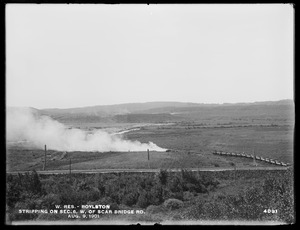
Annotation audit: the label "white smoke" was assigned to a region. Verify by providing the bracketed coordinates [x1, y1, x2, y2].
[6, 107, 166, 152]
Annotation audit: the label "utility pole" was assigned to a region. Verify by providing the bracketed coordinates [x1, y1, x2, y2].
[43, 145, 47, 170]
[147, 149, 150, 169]
[69, 152, 72, 175]
[67, 152, 72, 183]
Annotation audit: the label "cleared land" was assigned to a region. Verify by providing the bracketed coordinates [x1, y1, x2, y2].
[6, 101, 294, 172]
[7, 124, 293, 172]
[125, 124, 294, 163]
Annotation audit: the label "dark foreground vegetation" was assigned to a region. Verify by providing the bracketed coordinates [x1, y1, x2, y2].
[6, 169, 294, 224]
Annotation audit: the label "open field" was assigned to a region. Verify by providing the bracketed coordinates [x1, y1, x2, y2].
[6, 148, 280, 172]
[7, 122, 292, 172]
[124, 124, 294, 163]
[7, 106, 294, 172]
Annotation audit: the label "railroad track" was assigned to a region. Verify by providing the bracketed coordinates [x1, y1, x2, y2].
[212, 150, 291, 167]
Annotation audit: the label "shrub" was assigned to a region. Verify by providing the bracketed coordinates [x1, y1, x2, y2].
[163, 198, 183, 210]
[181, 169, 198, 185]
[9, 200, 42, 221]
[183, 191, 194, 201]
[146, 205, 160, 214]
[202, 201, 228, 220]
[30, 170, 43, 195]
[58, 188, 91, 207]
[137, 192, 149, 208]
[86, 187, 101, 202]
[6, 176, 22, 208]
[172, 213, 184, 221]
[41, 193, 61, 209]
[168, 175, 183, 193]
[185, 199, 206, 219]
[157, 170, 168, 185]
[150, 184, 164, 204]
[122, 192, 139, 206]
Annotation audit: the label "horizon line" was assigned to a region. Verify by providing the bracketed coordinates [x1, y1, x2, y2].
[6, 98, 294, 110]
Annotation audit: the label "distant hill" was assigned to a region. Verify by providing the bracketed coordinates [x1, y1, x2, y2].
[7, 99, 294, 125]
[41, 102, 203, 116]
[41, 100, 294, 115]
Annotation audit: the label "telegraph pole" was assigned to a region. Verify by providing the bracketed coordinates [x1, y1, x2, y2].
[69, 158, 72, 175]
[67, 151, 71, 175]
[68, 152, 72, 183]
[147, 149, 150, 169]
[43, 145, 47, 170]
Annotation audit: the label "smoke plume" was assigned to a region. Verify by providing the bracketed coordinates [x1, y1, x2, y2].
[6, 107, 166, 152]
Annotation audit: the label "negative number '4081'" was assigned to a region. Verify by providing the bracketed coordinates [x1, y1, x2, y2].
[263, 209, 278, 214]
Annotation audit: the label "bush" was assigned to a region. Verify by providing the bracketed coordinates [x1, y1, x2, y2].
[122, 192, 139, 206]
[185, 199, 206, 219]
[41, 193, 61, 209]
[181, 169, 198, 185]
[168, 175, 183, 193]
[150, 184, 164, 204]
[202, 201, 228, 220]
[9, 200, 42, 221]
[137, 192, 149, 208]
[163, 198, 183, 210]
[183, 191, 194, 201]
[6, 175, 22, 208]
[146, 205, 160, 214]
[172, 213, 184, 221]
[157, 170, 168, 185]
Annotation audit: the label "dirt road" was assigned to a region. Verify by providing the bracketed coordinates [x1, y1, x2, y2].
[6, 166, 291, 175]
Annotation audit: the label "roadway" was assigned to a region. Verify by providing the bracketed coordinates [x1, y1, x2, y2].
[6, 166, 291, 175]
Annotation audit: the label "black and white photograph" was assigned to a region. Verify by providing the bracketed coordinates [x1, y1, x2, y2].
[5, 3, 295, 225]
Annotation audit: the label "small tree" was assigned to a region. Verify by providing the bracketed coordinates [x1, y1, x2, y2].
[30, 170, 43, 195]
[163, 198, 183, 210]
[158, 170, 168, 185]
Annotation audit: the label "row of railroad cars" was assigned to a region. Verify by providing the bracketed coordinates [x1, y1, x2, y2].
[212, 150, 291, 167]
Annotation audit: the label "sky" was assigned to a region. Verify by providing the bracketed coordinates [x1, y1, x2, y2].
[6, 4, 294, 109]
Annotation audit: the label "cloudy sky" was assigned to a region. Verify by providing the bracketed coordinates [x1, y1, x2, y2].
[6, 4, 294, 109]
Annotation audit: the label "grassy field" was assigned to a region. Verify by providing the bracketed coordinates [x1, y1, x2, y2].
[7, 148, 274, 172]
[6, 102, 294, 171]
[6, 122, 293, 172]
[125, 124, 294, 163]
